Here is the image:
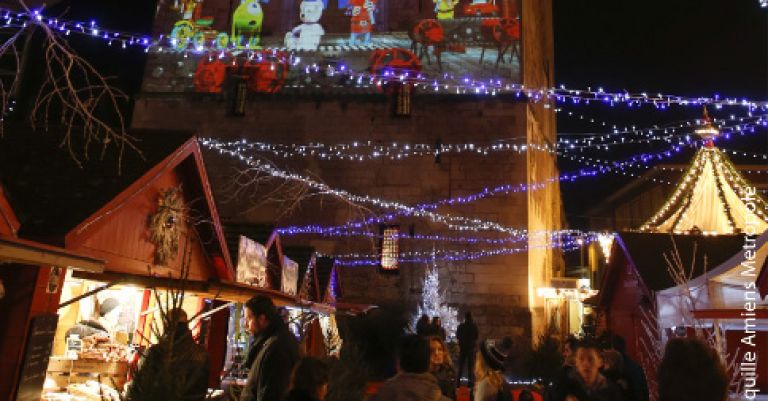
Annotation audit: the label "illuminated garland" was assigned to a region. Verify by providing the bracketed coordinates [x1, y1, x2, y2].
[206, 138, 556, 161]
[558, 114, 764, 147]
[284, 227, 529, 245]
[219, 122, 761, 236]
[560, 153, 675, 185]
[204, 119, 764, 164]
[7, 7, 767, 108]
[327, 237, 586, 266]
[202, 138, 534, 235]
[718, 148, 768, 160]
[0, 8, 152, 50]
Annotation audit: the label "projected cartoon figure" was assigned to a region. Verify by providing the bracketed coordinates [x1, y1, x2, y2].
[232, 0, 265, 48]
[434, 0, 458, 19]
[347, 0, 376, 46]
[285, 0, 325, 50]
[170, 0, 230, 50]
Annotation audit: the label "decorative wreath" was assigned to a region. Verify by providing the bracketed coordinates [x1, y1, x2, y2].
[148, 187, 184, 266]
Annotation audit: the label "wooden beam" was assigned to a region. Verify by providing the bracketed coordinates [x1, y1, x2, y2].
[0, 235, 104, 272]
[70, 271, 300, 307]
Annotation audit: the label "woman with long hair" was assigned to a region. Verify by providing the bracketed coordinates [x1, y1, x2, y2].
[474, 339, 508, 401]
[429, 336, 456, 400]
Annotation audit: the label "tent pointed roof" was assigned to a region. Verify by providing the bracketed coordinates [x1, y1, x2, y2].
[639, 119, 768, 234]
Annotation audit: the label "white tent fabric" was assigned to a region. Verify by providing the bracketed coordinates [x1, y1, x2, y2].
[642, 147, 768, 234]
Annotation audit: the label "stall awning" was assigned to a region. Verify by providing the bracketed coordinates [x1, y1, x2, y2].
[70, 271, 300, 307]
[0, 235, 104, 272]
[334, 302, 377, 314]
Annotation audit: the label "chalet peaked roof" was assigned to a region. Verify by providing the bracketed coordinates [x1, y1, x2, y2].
[315, 256, 340, 301]
[283, 246, 316, 291]
[638, 145, 768, 234]
[614, 232, 744, 292]
[0, 126, 191, 238]
[0, 125, 232, 274]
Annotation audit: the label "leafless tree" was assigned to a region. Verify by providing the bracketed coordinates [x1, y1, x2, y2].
[1, 1, 140, 170]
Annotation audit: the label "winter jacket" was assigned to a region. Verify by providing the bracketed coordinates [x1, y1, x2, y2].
[431, 364, 456, 400]
[368, 372, 452, 401]
[456, 321, 478, 351]
[559, 373, 626, 401]
[125, 324, 210, 401]
[240, 321, 301, 401]
[282, 389, 320, 401]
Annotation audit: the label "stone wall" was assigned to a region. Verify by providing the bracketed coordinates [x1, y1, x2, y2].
[133, 93, 536, 340]
[131, 0, 560, 343]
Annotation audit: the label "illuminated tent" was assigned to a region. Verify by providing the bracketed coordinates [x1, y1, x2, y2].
[639, 109, 768, 235]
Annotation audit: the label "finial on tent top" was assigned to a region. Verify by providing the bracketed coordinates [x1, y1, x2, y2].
[695, 105, 719, 147]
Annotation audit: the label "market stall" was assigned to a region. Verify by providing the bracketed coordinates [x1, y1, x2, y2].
[0, 132, 236, 401]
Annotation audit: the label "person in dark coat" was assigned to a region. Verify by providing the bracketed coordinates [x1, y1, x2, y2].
[416, 314, 431, 336]
[606, 336, 648, 401]
[559, 340, 624, 401]
[429, 336, 456, 400]
[283, 357, 329, 401]
[657, 338, 729, 401]
[429, 317, 447, 340]
[455, 311, 478, 386]
[125, 308, 209, 401]
[368, 334, 451, 401]
[547, 335, 580, 401]
[241, 295, 301, 401]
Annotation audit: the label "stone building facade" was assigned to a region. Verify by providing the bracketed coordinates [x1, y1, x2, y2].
[131, 0, 561, 341]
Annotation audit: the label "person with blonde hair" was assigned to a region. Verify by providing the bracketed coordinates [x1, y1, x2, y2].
[474, 339, 510, 401]
[428, 336, 456, 400]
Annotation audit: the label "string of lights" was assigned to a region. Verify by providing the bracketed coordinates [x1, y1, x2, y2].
[245, 123, 764, 237]
[559, 153, 676, 185]
[717, 148, 768, 161]
[328, 237, 586, 266]
[0, 8, 152, 50]
[284, 227, 529, 245]
[559, 117, 766, 151]
[203, 118, 765, 164]
[206, 137, 555, 161]
[202, 138, 537, 235]
[8, 7, 767, 108]
[557, 113, 763, 146]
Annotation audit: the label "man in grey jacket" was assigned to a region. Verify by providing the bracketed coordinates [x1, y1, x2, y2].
[240, 296, 300, 401]
[369, 334, 451, 401]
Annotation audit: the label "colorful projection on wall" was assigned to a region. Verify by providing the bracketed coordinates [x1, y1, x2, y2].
[146, 0, 522, 93]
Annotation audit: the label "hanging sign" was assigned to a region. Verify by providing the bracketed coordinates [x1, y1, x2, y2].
[236, 235, 269, 287]
[281, 256, 298, 295]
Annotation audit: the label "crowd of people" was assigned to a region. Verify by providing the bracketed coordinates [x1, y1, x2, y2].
[125, 298, 735, 401]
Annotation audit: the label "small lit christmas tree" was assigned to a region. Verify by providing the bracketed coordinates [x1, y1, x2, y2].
[413, 254, 459, 340]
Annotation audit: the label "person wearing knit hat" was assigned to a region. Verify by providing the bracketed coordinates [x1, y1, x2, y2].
[474, 339, 511, 401]
[64, 297, 122, 343]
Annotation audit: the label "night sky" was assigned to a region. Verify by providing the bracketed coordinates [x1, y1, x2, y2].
[25, 0, 768, 229]
[553, 0, 767, 227]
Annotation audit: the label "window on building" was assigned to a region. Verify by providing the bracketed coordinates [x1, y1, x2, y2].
[380, 225, 400, 272]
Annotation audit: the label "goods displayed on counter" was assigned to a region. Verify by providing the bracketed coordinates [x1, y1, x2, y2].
[77, 337, 130, 362]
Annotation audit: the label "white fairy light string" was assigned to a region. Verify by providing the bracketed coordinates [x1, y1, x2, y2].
[7, 7, 767, 108]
